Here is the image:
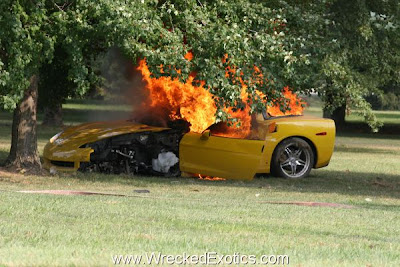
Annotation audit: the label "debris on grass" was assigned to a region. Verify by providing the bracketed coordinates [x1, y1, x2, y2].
[133, 189, 150, 193]
[371, 178, 394, 188]
[258, 201, 355, 209]
[17, 190, 127, 197]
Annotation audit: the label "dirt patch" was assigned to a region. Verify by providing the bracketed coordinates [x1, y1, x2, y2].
[258, 201, 355, 209]
[0, 167, 26, 181]
[17, 190, 127, 197]
[371, 178, 396, 188]
[0, 166, 48, 178]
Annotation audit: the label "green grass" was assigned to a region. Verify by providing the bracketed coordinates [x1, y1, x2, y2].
[0, 99, 400, 266]
[63, 98, 131, 111]
[346, 110, 400, 125]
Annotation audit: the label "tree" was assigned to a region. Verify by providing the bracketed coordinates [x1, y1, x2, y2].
[0, 0, 115, 171]
[321, 0, 400, 130]
[263, 0, 400, 130]
[0, 1, 56, 171]
[282, 0, 399, 130]
[120, 0, 301, 118]
[38, 46, 76, 126]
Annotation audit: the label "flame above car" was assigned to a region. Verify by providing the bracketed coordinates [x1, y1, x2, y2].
[135, 53, 306, 139]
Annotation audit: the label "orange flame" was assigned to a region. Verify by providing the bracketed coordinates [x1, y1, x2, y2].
[135, 53, 305, 138]
[217, 87, 252, 138]
[136, 58, 216, 133]
[268, 86, 306, 116]
[198, 174, 226, 181]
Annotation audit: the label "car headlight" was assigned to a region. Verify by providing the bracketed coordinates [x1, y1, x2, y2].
[50, 131, 63, 143]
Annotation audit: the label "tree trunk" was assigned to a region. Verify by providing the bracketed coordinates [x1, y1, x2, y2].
[323, 105, 346, 128]
[42, 103, 63, 126]
[5, 75, 42, 172]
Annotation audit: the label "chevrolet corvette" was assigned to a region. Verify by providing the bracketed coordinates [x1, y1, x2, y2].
[43, 115, 335, 180]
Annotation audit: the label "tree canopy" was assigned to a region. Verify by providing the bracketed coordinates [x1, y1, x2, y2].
[278, 0, 400, 130]
[0, 0, 308, 120]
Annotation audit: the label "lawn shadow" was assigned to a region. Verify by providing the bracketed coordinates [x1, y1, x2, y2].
[258, 169, 400, 199]
[334, 146, 400, 155]
[70, 168, 400, 200]
[336, 131, 400, 140]
[338, 122, 400, 135]
[61, 108, 131, 124]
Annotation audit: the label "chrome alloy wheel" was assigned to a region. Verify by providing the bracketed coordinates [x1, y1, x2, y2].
[278, 141, 312, 179]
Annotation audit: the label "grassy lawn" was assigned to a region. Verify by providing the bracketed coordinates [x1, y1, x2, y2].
[0, 99, 399, 266]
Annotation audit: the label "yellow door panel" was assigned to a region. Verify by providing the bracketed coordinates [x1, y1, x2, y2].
[179, 132, 265, 180]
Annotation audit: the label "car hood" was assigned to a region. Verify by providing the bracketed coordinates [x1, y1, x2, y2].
[53, 120, 169, 147]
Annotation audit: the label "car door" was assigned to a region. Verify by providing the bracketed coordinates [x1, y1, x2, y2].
[179, 132, 265, 180]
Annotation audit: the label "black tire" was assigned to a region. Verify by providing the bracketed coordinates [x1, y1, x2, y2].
[271, 137, 314, 179]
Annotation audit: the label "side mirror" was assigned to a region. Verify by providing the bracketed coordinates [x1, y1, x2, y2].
[200, 130, 211, 140]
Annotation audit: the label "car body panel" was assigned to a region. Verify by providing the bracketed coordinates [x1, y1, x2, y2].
[179, 133, 265, 180]
[255, 116, 336, 173]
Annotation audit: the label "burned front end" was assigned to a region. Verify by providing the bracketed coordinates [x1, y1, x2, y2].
[79, 129, 184, 176]
[42, 119, 189, 177]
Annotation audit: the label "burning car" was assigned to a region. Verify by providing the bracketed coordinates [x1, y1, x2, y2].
[43, 58, 335, 179]
[43, 114, 335, 180]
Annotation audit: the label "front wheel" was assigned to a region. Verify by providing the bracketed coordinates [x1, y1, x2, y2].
[272, 137, 314, 179]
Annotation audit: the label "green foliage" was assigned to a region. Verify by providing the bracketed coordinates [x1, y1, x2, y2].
[0, 0, 302, 123]
[0, 0, 102, 109]
[322, 0, 399, 130]
[0, 1, 54, 109]
[1, 0, 399, 130]
[367, 92, 400, 111]
[381, 93, 400, 110]
[271, 0, 400, 130]
[38, 46, 76, 110]
[117, 0, 299, 119]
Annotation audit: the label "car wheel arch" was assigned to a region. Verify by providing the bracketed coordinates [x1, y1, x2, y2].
[270, 136, 318, 171]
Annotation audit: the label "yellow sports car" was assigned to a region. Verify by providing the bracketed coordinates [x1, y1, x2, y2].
[43, 115, 335, 180]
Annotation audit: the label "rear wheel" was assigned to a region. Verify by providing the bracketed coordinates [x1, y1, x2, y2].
[272, 137, 314, 179]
